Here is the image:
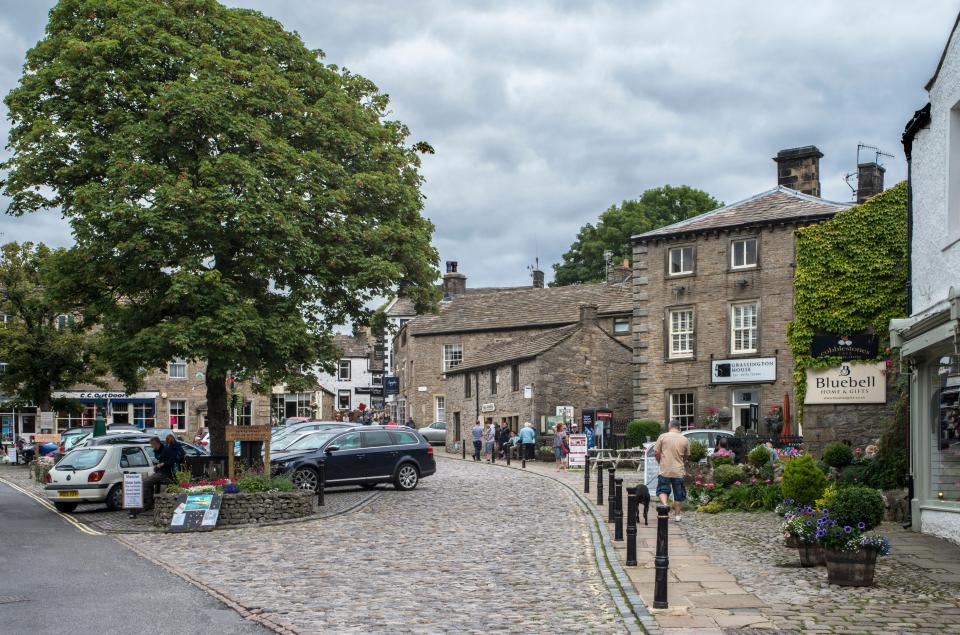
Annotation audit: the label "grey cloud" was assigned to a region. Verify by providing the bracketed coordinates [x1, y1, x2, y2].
[0, 0, 955, 289]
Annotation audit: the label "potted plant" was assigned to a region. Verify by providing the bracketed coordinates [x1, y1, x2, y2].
[782, 505, 825, 566]
[817, 486, 889, 586]
[775, 499, 802, 547]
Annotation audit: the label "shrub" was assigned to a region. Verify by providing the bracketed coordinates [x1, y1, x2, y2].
[536, 445, 555, 461]
[781, 455, 827, 506]
[828, 485, 885, 531]
[838, 464, 870, 486]
[747, 445, 771, 468]
[713, 464, 745, 488]
[236, 474, 295, 493]
[823, 442, 854, 469]
[688, 440, 708, 463]
[711, 453, 735, 467]
[697, 500, 724, 514]
[863, 448, 908, 490]
[626, 419, 661, 447]
[815, 483, 838, 510]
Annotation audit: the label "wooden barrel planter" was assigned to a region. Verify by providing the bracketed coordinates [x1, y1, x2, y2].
[797, 543, 825, 567]
[824, 548, 878, 586]
[784, 534, 799, 548]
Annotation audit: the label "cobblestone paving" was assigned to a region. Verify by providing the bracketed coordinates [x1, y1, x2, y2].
[130, 458, 626, 634]
[0, 464, 377, 533]
[682, 511, 960, 634]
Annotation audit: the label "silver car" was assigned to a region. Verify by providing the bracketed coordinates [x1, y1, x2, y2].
[417, 421, 446, 445]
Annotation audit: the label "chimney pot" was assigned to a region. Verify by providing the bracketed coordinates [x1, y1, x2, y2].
[441, 262, 466, 298]
[531, 269, 545, 289]
[579, 303, 599, 324]
[606, 260, 632, 285]
[773, 146, 823, 197]
[856, 162, 885, 203]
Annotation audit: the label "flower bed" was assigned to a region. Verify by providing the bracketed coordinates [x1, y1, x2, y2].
[153, 490, 315, 527]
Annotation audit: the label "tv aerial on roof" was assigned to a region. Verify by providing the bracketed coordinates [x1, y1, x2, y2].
[844, 143, 894, 197]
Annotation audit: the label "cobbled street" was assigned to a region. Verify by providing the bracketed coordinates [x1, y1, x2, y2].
[130, 458, 626, 634]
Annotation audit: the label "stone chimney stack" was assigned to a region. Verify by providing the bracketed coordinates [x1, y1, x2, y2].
[606, 258, 632, 285]
[442, 261, 466, 298]
[531, 268, 545, 289]
[856, 162, 885, 203]
[579, 302, 598, 324]
[773, 146, 823, 197]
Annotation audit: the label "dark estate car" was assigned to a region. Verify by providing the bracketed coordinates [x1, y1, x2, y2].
[270, 425, 436, 493]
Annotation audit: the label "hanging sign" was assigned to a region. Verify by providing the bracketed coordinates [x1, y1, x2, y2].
[711, 357, 777, 384]
[811, 333, 879, 360]
[568, 434, 588, 468]
[122, 473, 143, 509]
[805, 362, 887, 404]
[480, 403, 496, 413]
[383, 377, 400, 395]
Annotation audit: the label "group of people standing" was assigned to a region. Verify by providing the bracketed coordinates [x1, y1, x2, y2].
[470, 420, 538, 462]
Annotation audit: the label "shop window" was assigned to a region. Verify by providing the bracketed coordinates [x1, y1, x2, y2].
[338, 390, 351, 410]
[669, 309, 694, 359]
[443, 344, 463, 372]
[668, 246, 694, 276]
[731, 302, 758, 354]
[338, 360, 351, 381]
[169, 400, 186, 430]
[931, 357, 960, 503]
[168, 358, 187, 379]
[613, 317, 630, 334]
[731, 238, 758, 269]
[134, 402, 155, 429]
[669, 393, 695, 431]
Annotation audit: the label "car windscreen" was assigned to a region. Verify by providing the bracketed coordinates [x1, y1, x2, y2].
[56, 449, 106, 471]
[283, 431, 337, 452]
[63, 431, 92, 450]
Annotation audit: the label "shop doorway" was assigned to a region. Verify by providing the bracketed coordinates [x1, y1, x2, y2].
[732, 390, 759, 433]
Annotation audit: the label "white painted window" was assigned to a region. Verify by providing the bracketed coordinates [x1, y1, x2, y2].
[442, 344, 463, 372]
[169, 400, 186, 430]
[338, 359, 351, 381]
[731, 302, 759, 354]
[168, 358, 187, 379]
[670, 393, 695, 431]
[435, 396, 445, 423]
[731, 238, 758, 269]
[669, 309, 694, 358]
[55, 314, 74, 330]
[668, 246, 694, 275]
[337, 390, 351, 410]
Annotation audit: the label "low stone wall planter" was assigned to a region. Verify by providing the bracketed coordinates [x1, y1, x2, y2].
[153, 491, 315, 528]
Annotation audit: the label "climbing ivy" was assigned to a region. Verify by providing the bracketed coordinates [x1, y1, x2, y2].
[787, 182, 908, 418]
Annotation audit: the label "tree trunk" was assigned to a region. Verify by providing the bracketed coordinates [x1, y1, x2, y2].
[205, 363, 230, 457]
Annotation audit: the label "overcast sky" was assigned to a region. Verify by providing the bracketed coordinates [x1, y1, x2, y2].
[0, 1, 956, 287]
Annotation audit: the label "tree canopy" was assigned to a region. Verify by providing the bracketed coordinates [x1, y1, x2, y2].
[551, 185, 721, 286]
[1, 0, 439, 453]
[0, 242, 105, 411]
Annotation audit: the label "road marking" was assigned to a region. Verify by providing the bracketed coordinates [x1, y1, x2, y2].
[0, 476, 105, 536]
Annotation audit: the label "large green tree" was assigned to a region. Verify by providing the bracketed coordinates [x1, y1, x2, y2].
[551, 185, 721, 286]
[0, 242, 105, 412]
[1, 0, 439, 455]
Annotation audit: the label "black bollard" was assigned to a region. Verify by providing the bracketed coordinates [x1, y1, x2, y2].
[317, 462, 326, 507]
[582, 452, 588, 486]
[596, 457, 604, 505]
[505, 443, 511, 466]
[614, 477, 624, 541]
[654, 503, 669, 609]
[607, 466, 616, 523]
[626, 486, 638, 565]
[461, 441, 466, 460]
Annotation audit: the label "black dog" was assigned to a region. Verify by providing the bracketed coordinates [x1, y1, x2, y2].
[634, 484, 651, 526]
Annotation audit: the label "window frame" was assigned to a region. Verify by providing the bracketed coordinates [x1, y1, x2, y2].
[668, 392, 696, 431]
[434, 395, 445, 423]
[442, 343, 464, 373]
[667, 307, 695, 360]
[464, 373, 472, 398]
[511, 364, 520, 392]
[337, 389, 351, 410]
[168, 358, 187, 379]
[667, 245, 695, 277]
[489, 368, 497, 395]
[613, 317, 630, 334]
[338, 359, 351, 381]
[730, 301, 760, 355]
[169, 399, 187, 430]
[730, 237, 758, 270]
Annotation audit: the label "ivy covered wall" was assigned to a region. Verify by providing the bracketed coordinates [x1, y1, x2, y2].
[787, 181, 908, 430]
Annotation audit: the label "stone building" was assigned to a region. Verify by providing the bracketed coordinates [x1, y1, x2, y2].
[631, 147, 850, 432]
[443, 303, 632, 448]
[392, 263, 633, 431]
[316, 331, 384, 414]
[890, 11, 960, 544]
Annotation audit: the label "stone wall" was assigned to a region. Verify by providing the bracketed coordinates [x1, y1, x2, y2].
[153, 491, 315, 527]
[801, 378, 899, 457]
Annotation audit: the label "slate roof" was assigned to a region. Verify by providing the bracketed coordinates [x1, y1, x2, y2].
[333, 333, 369, 358]
[385, 286, 533, 317]
[632, 187, 850, 241]
[406, 282, 631, 336]
[445, 325, 580, 374]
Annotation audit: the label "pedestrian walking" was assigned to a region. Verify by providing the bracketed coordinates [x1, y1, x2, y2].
[483, 421, 496, 462]
[518, 421, 536, 461]
[554, 422, 569, 471]
[471, 420, 483, 462]
[654, 420, 690, 522]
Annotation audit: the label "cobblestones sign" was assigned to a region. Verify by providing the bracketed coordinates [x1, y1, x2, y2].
[122, 473, 143, 509]
[804, 362, 887, 404]
[711, 357, 777, 384]
[811, 332, 879, 360]
[169, 492, 222, 532]
[568, 434, 588, 467]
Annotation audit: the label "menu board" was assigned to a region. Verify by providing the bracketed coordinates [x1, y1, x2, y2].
[169, 492, 222, 532]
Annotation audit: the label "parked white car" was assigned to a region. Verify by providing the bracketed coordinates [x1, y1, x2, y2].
[44, 444, 156, 512]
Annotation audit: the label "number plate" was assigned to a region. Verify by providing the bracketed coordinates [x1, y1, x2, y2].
[58, 490, 79, 498]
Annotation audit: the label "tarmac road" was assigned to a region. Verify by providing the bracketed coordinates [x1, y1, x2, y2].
[0, 480, 268, 635]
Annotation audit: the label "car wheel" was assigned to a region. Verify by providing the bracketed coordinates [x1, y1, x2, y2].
[292, 467, 319, 493]
[394, 463, 419, 491]
[53, 501, 78, 513]
[361, 483, 377, 490]
[105, 484, 123, 511]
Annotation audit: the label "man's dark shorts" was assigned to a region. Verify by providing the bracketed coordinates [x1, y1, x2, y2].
[656, 476, 686, 502]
